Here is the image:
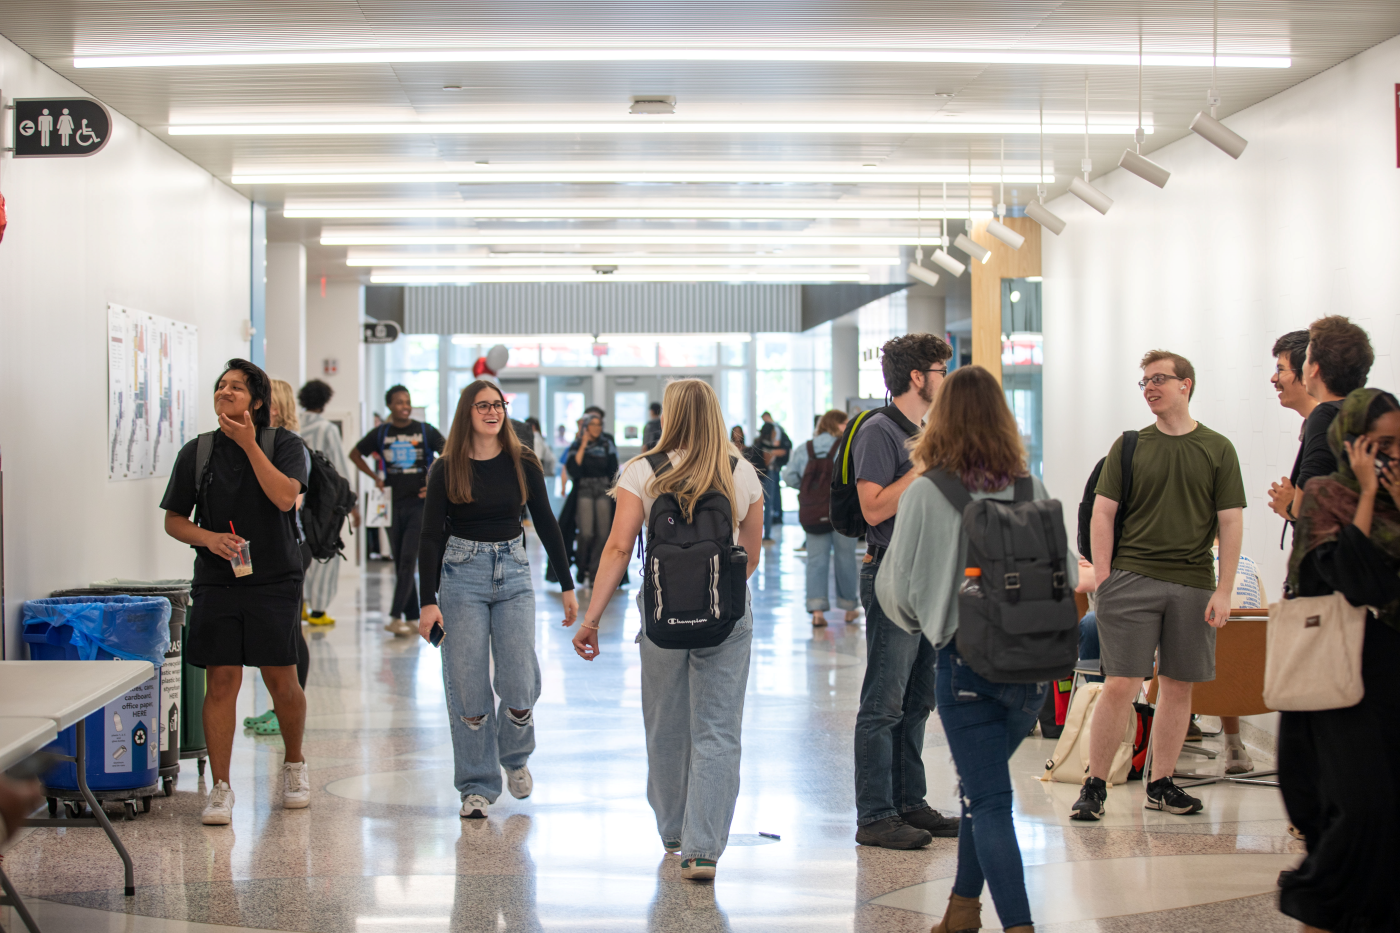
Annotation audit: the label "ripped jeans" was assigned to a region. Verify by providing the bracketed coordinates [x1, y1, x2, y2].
[438, 534, 542, 803]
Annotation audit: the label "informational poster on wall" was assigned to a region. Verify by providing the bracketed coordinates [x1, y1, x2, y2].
[104, 673, 156, 774]
[107, 304, 199, 480]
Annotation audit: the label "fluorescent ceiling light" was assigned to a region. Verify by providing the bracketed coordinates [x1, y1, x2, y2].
[238, 170, 1049, 186]
[291, 206, 977, 221]
[175, 121, 1149, 137]
[344, 253, 901, 267]
[327, 232, 926, 246]
[369, 272, 871, 284]
[76, 49, 1290, 69]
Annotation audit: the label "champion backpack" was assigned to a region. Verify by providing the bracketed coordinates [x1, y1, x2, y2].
[927, 469, 1079, 684]
[828, 406, 919, 538]
[1077, 430, 1138, 563]
[641, 454, 749, 649]
[797, 440, 837, 534]
[299, 445, 357, 562]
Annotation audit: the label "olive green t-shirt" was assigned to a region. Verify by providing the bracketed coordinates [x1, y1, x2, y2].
[1095, 423, 1247, 590]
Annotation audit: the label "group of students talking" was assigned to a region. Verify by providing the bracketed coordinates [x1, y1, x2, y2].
[153, 312, 1396, 931]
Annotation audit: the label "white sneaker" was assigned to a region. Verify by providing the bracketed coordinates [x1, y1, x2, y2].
[460, 794, 489, 820]
[282, 760, 311, 808]
[506, 765, 533, 799]
[1223, 745, 1255, 775]
[201, 781, 235, 825]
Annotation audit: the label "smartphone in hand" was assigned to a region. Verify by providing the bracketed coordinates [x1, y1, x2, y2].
[429, 622, 445, 648]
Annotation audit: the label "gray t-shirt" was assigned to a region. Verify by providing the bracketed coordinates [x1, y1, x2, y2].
[852, 411, 917, 548]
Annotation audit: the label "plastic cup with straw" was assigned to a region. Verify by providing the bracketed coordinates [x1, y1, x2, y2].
[228, 521, 252, 577]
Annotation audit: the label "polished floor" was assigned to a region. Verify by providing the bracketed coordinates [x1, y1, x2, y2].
[1, 521, 1304, 932]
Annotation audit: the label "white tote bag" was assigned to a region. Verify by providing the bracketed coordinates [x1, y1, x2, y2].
[1041, 682, 1136, 786]
[1263, 593, 1368, 711]
[365, 487, 394, 528]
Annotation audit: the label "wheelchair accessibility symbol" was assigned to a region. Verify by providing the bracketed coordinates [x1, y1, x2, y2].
[11, 97, 111, 158]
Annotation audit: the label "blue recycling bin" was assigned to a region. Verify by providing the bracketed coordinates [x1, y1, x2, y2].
[22, 596, 170, 794]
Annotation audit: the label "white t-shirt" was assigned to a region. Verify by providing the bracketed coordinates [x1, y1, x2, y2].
[615, 449, 765, 542]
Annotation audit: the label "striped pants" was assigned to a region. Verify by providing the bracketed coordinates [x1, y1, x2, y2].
[305, 558, 340, 614]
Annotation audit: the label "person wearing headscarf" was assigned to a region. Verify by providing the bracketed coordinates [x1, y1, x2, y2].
[1279, 387, 1400, 933]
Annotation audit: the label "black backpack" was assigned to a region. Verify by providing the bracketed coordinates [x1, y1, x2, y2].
[797, 440, 836, 534]
[1077, 431, 1138, 563]
[194, 427, 279, 529]
[927, 469, 1079, 684]
[828, 406, 919, 538]
[300, 446, 357, 562]
[641, 453, 749, 649]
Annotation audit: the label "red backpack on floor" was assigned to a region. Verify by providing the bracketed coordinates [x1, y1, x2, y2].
[1128, 702, 1155, 780]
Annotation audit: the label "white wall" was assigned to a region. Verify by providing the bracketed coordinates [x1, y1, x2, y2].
[305, 280, 365, 445]
[1043, 33, 1400, 597]
[0, 35, 250, 657]
[264, 242, 306, 388]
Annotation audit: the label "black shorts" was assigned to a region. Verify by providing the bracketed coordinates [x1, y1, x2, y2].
[188, 580, 301, 669]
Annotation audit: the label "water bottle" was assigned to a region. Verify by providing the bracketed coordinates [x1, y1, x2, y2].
[959, 566, 983, 597]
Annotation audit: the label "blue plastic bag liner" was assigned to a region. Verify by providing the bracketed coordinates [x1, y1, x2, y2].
[22, 596, 171, 667]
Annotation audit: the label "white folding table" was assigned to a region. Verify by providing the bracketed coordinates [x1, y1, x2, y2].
[0, 717, 58, 933]
[0, 660, 155, 907]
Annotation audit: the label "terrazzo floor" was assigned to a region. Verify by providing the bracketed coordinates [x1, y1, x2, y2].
[0, 520, 1304, 932]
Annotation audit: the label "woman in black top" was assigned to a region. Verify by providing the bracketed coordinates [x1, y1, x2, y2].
[418, 381, 577, 821]
[565, 413, 618, 589]
[730, 425, 768, 479]
[1280, 387, 1400, 933]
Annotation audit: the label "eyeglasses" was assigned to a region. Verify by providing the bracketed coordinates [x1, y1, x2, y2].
[1137, 374, 1183, 390]
[1274, 365, 1299, 379]
[923, 367, 949, 377]
[472, 400, 508, 414]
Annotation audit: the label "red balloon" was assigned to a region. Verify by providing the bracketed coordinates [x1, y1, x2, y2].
[0, 193, 7, 244]
[472, 356, 494, 377]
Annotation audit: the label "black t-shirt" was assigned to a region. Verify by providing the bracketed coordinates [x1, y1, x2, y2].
[564, 435, 619, 480]
[1290, 400, 1343, 491]
[160, 429, 309, 586]
[356, 420, 446, 501]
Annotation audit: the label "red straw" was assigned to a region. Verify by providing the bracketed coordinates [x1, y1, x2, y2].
[229, 521, 237, 537]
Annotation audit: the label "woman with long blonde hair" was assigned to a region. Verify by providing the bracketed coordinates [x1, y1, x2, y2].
[876, 365, 1075, 933]
[418, 381, 578, 821]
[569, 379, 764, 881]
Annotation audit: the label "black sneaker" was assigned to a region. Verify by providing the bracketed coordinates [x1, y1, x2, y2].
[902, 806, 960, 838]
[1185, 718, 1204, 741]
[1144, 776, 1203, 815]
[1070, 777, 1107, 821]
[854, 816, 933, 849]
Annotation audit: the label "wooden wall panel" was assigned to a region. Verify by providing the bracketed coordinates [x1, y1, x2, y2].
[969, 216, 1042, 385]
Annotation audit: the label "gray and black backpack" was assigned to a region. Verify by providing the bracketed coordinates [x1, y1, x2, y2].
[641, 454, 749, 649]
[926, 469, 1079, 683]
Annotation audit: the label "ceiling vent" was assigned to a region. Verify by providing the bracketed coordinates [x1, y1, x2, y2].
[629, 96, 676, 115]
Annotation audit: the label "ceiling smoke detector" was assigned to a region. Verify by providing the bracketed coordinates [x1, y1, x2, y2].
[629, 96, 676, 115]
[593, 265, 618, 274]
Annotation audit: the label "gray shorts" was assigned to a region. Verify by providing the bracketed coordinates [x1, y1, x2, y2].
[1095, 569, 1216, 682]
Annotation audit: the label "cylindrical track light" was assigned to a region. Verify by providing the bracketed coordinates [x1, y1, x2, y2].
[1118, 149, 1171, 188]
[952, 233, 990, 264]
[929, 249, 966, 277]
[1024, 200, 1066, 235]
[1068, 176, 1113, 214]
[1189, 111, 1247, 159]
[985, 219, 1025, 249]
[905, 262, 941, 288]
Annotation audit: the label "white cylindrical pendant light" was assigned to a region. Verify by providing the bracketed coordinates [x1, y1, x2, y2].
[986, 218, 1025, 249]
[1024, 200, 1066, 235]
[1119, 149, 1171, 188]
[1189, 110, 1247, 159]
[905, 261, 940, 288]
[929, 248, 966, 277]
[952, 232, 990, 264]
[1068, 175, 1113, 214]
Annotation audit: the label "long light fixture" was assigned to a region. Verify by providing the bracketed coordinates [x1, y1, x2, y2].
[905, 188, 941, 288]
[323, 232, 927, 246]
[235, 169, 1050, 185]
[1189, 1, 1249, 159]
[1068, 78, 1114, 214]
[174, 120, 1150, 137]
[369, 272, 872, 284]
[952, 155, 992, 264]
[985, 138, 1025, 250]
[345, 253, 902, 267]
[77, 48, 1291, 69]
[286, 205, 978, 220]
[1118, 35, 1172, 188]
[1024, 101, 1066, 235]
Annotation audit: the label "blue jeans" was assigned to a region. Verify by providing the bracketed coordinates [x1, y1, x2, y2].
[762, 470, 780, 538]
[854, 557, 936, 824]
[1079, 611, 1104, 683]
[805, 531, 859, 612]
[438, 534, 542, 803]
[936, 643, 1046, 931]
[640, 592, 753, 861]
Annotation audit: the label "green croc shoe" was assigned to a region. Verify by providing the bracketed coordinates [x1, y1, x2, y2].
[243, 710, 277, 729]
[251, 715, 281, 736]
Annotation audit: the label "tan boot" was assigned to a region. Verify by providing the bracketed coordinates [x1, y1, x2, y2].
[930, 893, 981, 933]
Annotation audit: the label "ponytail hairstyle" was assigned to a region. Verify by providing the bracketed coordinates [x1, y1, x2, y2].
[910, 365, 1027, 492]
[440, 380, 538, 505]
[615, 379, 740, 524]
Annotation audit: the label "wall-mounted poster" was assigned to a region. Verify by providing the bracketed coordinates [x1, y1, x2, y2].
[107, 304, 198, 481]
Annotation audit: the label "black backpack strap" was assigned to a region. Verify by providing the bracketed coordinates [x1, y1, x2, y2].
[997, 502, 1021, 604]
[807, 440, 816, 462]
[646, 451, 672, 477]
[925, 467, 973, 513]
[729, 455, 738, 473]
[259, 426, 277, 461]
[193, 431, 215, 527]
[1113, 430, 1139, 560]
[1034, 503, 1070, 600]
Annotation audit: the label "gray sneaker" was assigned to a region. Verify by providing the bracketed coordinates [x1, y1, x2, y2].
[855, 816, 932, 849]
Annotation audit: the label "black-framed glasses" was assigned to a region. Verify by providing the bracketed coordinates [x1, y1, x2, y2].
[473, 400, 508, 414]
[923, 366, 949, 377]
[1137, 374, 1183, 390]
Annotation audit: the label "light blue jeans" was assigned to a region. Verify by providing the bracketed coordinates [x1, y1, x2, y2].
[639, 591, 753, 861]
[438, 534, 542, 803]
[805, 531, 860, 612]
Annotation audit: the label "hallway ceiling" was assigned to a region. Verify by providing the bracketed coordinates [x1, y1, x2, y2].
[2, 1, 1396, 285]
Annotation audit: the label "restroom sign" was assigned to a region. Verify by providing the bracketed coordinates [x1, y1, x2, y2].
[12, 98, 111, 158]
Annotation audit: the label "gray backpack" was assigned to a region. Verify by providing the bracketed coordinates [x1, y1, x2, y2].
[926, 469, 1079, 684]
